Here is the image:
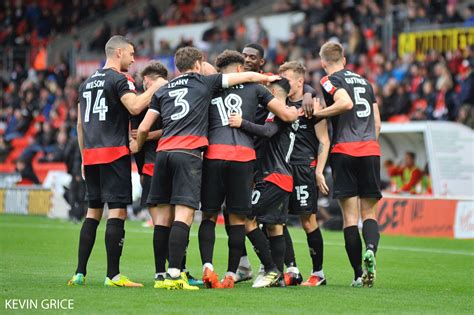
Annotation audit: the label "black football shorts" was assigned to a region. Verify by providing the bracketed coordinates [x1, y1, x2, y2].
[84, 154, 132, 206]
[330, 153, 382, 199]
[288, 164, 318, 215]
[201, 159, 254, 216]
[147, 149, 202, 209]
[251, 181, 290, 225]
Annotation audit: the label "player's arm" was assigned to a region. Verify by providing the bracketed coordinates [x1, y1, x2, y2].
[132, 110, 160, 153]
[266, 98, 299, 122]
[373, 102, 381, 140]
[223, 72, 280, 87]
[148, 129, 163, 140]
[121, 78, 167, 115]
[314, 88, 353, 118]
[302, 84, 317, 118]
[229, 113, 280, 138]
[315, 119, 330, 195]
[76, 103, 85, 179]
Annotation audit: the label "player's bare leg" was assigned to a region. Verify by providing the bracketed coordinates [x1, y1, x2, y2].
[198, 212, 222, 288]
[360, 198, 380, 287]
[68, 206, 103, 286]
[339, 196, 364, 287]
[299, 213, 326, 286]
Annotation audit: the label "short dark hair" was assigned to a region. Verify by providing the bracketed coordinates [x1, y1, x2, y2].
[406, 151, 416, 160]
[271, 77, 291, 95]
[140, 61, 168, 79]
[105, 35, 134, 57]
[215, 50, 245, 70]
[245, 43, 265, 58]
[174, 46, 203, 72]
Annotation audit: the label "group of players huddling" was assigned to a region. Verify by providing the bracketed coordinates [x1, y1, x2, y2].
[68, 35, 382, 290]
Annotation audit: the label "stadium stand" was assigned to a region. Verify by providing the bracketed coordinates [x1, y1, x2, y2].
[0, 0, 473, 188]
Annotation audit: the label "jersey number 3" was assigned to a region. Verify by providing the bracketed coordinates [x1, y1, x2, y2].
[354, 87, 371, 118]
[83, 89, 108, 122]
[169, 88, 189, 120]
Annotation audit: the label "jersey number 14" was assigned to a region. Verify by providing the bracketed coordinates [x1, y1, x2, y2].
[82, 89, 108, 122]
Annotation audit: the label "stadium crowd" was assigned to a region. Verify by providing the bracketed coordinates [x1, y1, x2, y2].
[0, 0, 473, 191]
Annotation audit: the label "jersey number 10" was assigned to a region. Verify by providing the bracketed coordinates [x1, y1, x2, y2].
[82, 89, 108, 122]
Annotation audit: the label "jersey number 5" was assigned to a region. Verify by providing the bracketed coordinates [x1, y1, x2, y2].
[169, 88, 189, 120]
[83, 89, 108, 122]
[354, 87, 371, 118]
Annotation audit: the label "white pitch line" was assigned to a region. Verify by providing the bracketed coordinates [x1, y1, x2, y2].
[1, 222, 473, 257]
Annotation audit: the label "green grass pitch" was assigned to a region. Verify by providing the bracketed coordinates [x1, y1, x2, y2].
[1, 214, 473, 314]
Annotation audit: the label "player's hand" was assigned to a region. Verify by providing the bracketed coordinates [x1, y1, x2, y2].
[312, 98, 323, 116]
[81, 164, 85, 181]
[316, 171, 329, 195]
[130, 129, 137, 140]
[303, 95, 314, 118]
[228, 113, 243, 128]
[129, 138, 139, 154]
[263, 75, 281, 84]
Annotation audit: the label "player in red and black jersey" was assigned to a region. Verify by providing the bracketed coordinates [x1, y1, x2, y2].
[68, 36, 165, 287]
[131, 46, 281, 290]
[229, 77, 299, 288]
[278, 61, 330, 287]
[198, 50, 298, 288]
[315, 41, 382, 288]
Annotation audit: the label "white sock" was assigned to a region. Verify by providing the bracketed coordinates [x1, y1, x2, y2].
[155, 272, 166, 279]
[287, 266, 300, 274]
[111, 274, 121, 281]
[312, 270, 325, 278]
[203, 263, 214, 272]
[239, 256, 250, 268]
[226, 272, 237, 281]
[168, 268, 181, 278]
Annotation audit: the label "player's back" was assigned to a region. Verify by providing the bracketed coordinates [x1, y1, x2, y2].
[260, 114, 299, 192]
[78, 68, 135, 164]
[152, 72, 222, 151]
[321, 69, 380, 156]
[206, 83, 274, 161]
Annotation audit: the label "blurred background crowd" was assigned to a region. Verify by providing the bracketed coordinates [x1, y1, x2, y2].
[0, 0, 473, 221]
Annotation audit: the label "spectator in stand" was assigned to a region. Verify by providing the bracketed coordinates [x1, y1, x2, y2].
[457, 58, 474, 128]
[386, 152, 424, 194]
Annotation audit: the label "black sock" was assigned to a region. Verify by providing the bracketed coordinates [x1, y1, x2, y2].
[306, 228, 324, 272]
[227, 225, 246, 273]
[362, 219, 380, 255]
[247, 228, 275, 272]
[181, 238, 189, 271]
[168, 221, 190, 270]
[75, 218, 99, 275]
[153, 225, 170, 274]
[268, 235, 286, 273]
[198, 219, 216, 265]
[283, 225, 297, 268]
[105, 218, 125, 279]
[241, 243, 248, 257]
[343, 225, 363, 279]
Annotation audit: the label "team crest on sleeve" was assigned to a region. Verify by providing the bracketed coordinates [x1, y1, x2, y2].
[320, 76, 336, 95]
[128, 80, 136, 91]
